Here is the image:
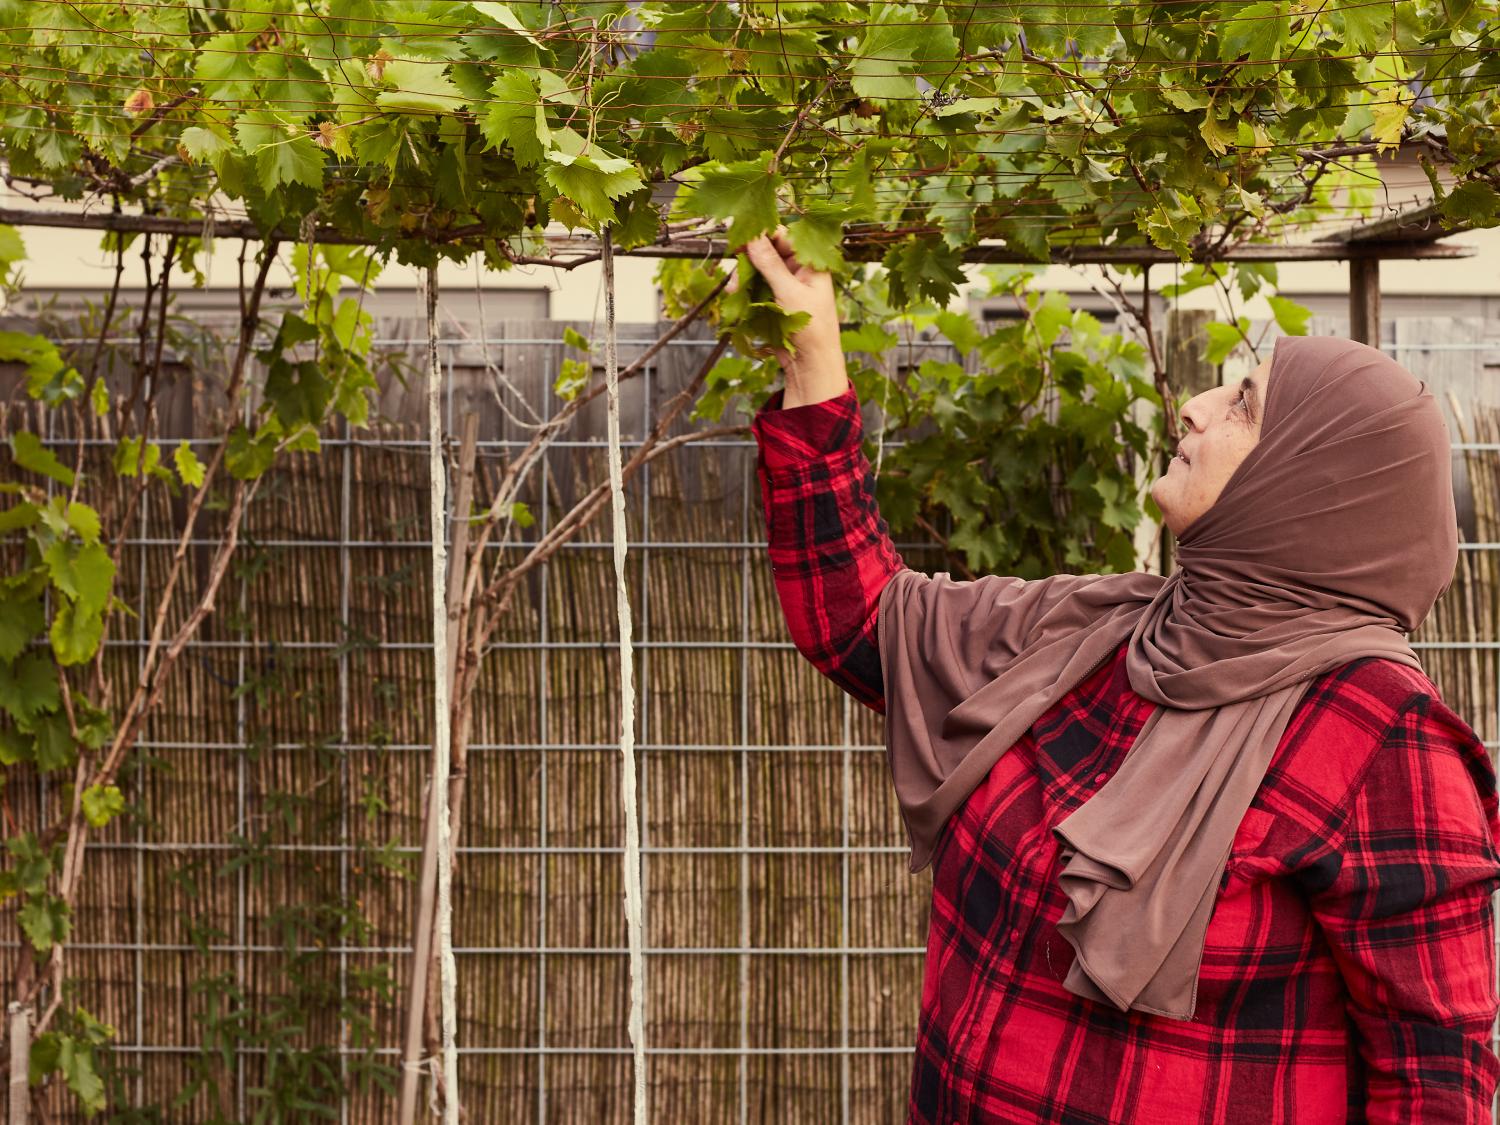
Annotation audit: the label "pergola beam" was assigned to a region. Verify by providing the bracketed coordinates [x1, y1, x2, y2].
[1314, 200, 1468, 246]
[0, 207, 1477, 266]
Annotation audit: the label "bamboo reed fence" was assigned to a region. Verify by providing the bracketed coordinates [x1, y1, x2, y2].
[3, 315, 1499, 1123]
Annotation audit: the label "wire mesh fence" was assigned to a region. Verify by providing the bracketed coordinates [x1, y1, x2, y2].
[4, 316, 1500, 1122]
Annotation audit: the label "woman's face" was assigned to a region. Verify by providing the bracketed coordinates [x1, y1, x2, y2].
[1151, 358, 1272, 535]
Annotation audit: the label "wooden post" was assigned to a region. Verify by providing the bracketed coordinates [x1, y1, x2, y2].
[1165, 308, 1218, 400]
[1159, 309, 1219, 572]
[1349, 257, 1381, 345]
[9, 1001, 30, 1125]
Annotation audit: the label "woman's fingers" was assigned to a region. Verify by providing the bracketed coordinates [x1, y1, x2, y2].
[737, 222, 825, 299]
[767, 226, 808, 274]
[741, 233, 797, 291]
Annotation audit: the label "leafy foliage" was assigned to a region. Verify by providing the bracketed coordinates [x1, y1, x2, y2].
[0, 0, 1494, 322]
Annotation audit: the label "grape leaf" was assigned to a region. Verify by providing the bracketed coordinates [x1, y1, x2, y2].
[1266, 295, 1310, 336]
[784, 202, 849, 271]
[680, 158, 781, 249]
[376, 60, 468, 115]
[1336, 0, 1393, 52]
[0, 653, 60, 726]
[541, 149, 644, 225]
[479, 71, 549, 167]
[11, 431, 75, 486]
[234, 111, 325, 193]
[81, 784, 126, 828]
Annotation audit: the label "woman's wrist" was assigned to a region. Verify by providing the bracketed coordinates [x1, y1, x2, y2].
[781, 346, 849, 409]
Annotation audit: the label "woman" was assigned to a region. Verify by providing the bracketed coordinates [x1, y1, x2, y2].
[739, 226, 1500, 1123]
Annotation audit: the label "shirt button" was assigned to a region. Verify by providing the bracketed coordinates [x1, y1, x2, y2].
[1009, 927, 1021, 942]
[1094, 772, 1108, 785]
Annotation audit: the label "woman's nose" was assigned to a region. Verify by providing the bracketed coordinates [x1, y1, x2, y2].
[1179, 393, 1208, 432]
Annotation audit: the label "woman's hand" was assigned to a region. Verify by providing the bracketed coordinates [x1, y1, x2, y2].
[730, 224, 849, 408]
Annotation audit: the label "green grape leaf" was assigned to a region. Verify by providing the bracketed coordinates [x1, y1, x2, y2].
[17, 894, 70, 955]
[234, 111, 325, 193]
[1440, 181, 1500, 224]
[112, 436, 162, 478]
[226, 424, 279, 480]
[194, 32, 258, 102]
[49, 602, 105, 666]
[178, 125, 233, 166]
[0, 653, 60, 726]
[541, 149, 644, 224]
[10, 431, 75, 486]
[1216, 2, 1286, 74]
[1266, 295, 1310, 336]
[882, 237, 968, 308]
[1335, 0, 1393, 52]
[376, 59, 468, 115]
[680, 157, 781, 249]
[0, 331, 81, 404]
[0, 501, 39, 534]
[933, 310, 981, 357]
[852, 3, 958, 101]
[173, 441, 205, 487]
[471, 1, 542, 45]
[30, 712, 75, 769]
[63, 501, 99, 544]
[0, 590, 44, 662]
[0, 727, 31, 767]
[43, 541, 115, 612]
[0, 223, 23, 261]
[81, 784, 126, 829]
[1199, 109, 1236, 156]
[57, 1036, 106, 1114]
[479, 71, 549, 167]
[554, 356, 591, 400]
[785, 202, 849, 272]
[1204, 317, 1251, 364]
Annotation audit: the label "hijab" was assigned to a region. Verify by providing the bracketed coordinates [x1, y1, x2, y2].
[876, 334, 1459, 1019]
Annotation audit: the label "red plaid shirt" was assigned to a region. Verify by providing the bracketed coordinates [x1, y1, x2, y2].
[752, 380, 1500, 1123]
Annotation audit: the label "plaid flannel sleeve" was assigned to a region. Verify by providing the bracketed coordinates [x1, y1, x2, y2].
[1304, 695, 1500, 1123]
[749, 380, 906, 714]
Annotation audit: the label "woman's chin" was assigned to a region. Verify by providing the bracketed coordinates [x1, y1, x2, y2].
[1150, 479, 1181, 529]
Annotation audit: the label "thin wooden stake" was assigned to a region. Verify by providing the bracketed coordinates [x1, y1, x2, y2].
[399, 268, 461, 1124]
[445, 412, 482, 877]
[8, 1001, 30, 1125]
[602, 225, 648, 1120]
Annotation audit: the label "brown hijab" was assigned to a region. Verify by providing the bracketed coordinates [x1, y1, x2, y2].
[877, 334, 1458, 1019]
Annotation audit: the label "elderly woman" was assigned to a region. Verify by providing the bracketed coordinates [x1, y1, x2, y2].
[740, 227, 1500, 1123]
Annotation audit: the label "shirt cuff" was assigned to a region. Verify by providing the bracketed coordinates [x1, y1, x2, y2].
[750, 380, 864, 479]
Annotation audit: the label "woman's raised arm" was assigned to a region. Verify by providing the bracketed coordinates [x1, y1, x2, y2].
[751, 381, 906, 713]
[738, 225, 907, 712]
